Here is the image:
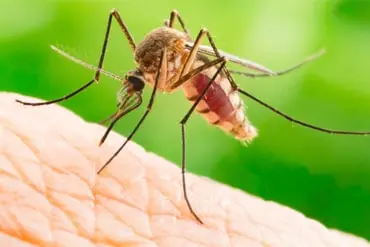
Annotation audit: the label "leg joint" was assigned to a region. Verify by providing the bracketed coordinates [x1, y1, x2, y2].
[171, 9, 179, 16]
[200, 27, 208, 34]
[94, 68, 102, 81]
[110, 8, 118, 15]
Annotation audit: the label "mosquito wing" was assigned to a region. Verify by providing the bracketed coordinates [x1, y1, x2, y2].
[185, 42, 276, 75]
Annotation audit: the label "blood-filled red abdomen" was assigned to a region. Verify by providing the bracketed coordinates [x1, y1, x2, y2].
[193, 73, 235, 121]
[182, 61, 257, 142]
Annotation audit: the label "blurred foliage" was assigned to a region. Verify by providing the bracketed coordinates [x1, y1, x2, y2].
[1, 0, 370, 239]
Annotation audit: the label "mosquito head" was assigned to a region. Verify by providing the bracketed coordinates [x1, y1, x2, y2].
[124, 69, 145, 93]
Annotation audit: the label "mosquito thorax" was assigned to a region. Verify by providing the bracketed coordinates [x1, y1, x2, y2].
[134, 26, 191, 74]
[124, 70, 145, 93]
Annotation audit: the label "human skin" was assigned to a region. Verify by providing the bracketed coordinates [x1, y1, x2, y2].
[0, 92, 369, 247]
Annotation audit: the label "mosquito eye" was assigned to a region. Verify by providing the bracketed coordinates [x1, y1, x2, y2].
[127, 76, 145, 91]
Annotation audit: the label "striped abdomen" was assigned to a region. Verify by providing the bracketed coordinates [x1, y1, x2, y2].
[182, 59, 257, 142]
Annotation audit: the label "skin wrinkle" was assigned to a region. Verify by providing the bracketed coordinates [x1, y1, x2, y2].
[52, 230, 94, 247]
[1, 130, 46, 195]
[4, 205, 53, 247]
[97, 183, 151, 235]
[2, 123, 93, 243]
[96, 195, 152, 239]
[94, 164, 149, 218]
[240, 201, 301, 244]
[49, 177, 94, 241]
[1, 92, 370, 247]
[94, 178, 146, 213]
[42, 168, 94, 202]
[1, 153, 37, 191]
[0, 166, 20, 183]
[52, 132, 97, 187]
[97, 164, 146, 206]
[8, 98, 97, 188]
[225, 220, 266, 246]
[93, 209, 153, 246]
[10, 129, 77, 182]
[228, 220, 274, 246]
[148, 179, 192, 220]
[0, 232, 39, 247]
[99, 166, 223, 239]
[0, 154, 24, 180]
[47, 191, 95, 237]
[0, 178, 49, 224]
[0, 147, 54, 245]
[145, 154, 219, 222]
[11, 146, 90, 240]
[3, 209, 35, 245]
[146, 183, 182, 219]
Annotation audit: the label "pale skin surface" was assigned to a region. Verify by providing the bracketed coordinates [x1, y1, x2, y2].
[0, 92, 369, 247]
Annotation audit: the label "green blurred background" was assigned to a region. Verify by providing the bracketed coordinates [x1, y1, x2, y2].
[1, 0, 370, 239]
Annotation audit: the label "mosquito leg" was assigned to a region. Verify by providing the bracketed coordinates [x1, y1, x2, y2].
[168, 56, 225, 91]
[180, 28, 240, 90]
[166, 28, 229, 223]
[179, 60, 227, 224]
[164, 28, 207, 89]
[166, 29, 231, 92]
[199, 31, 239, 90]
[16, 9, 136, 106]
[110, 9, 136, 52]
[166, 10, 189, 34]
[178, 28, 207, 79]
[238, 88, 370, 135]
[97, 48, 167, 174]
[15, 79, 96, 106]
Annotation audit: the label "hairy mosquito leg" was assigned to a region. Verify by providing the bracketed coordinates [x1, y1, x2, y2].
[182, 28, 240, 90]
[168, 56, 225, 90]
[238, 89, 370, 135]
[99, 110, 125, 142]
[168, 27, 230, 223]
[165, 27, 207, 88]
[15, 79, 96, 106]
[167, 10, 189, 34]
[202, 31, 240, 90]
[16, 9, 135, 106]
[229, 49, 326, 78]
[110, 9, 136, 52]
[179, 60, 227, 224]
[178, 28, 207, 79]
[166, 28, 225, 90]
[97, 48, 167, 174]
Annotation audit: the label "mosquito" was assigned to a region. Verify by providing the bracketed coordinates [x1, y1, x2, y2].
[16, 9, 370, 224]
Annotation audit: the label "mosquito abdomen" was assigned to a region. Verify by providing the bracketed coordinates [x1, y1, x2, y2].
[182, 60, 257, 142]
